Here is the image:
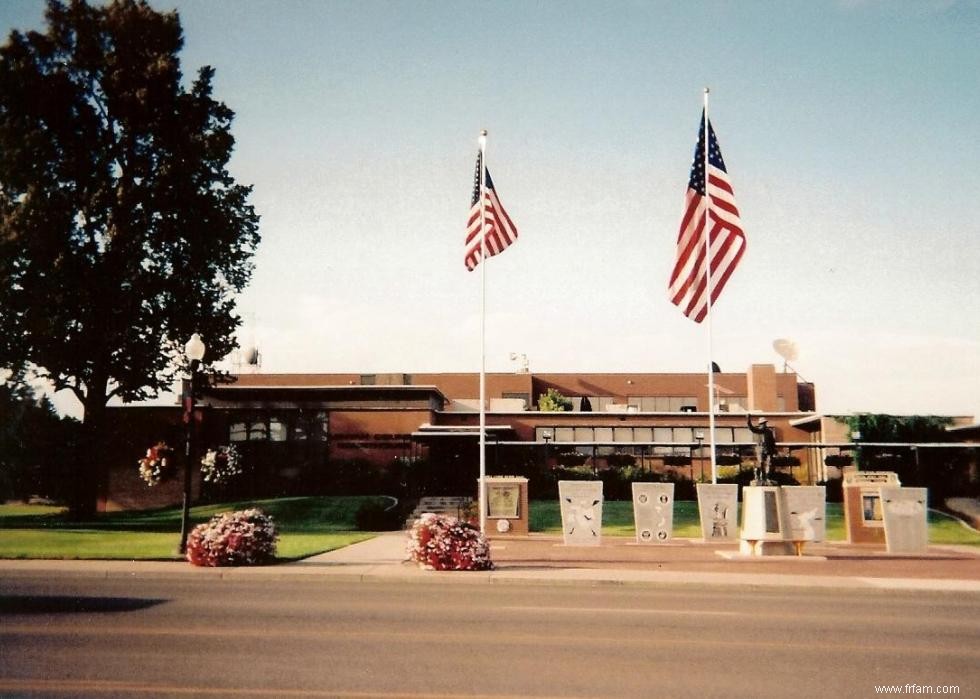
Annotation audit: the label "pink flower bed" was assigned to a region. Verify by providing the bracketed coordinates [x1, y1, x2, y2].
[186, 508, 278, 567]
[407, 513, 493, 571]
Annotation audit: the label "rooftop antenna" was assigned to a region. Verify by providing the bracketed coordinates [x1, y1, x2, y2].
[234, 311, 262, 373]
[509, 352, 529, 374]
[773, 338, 807, 381]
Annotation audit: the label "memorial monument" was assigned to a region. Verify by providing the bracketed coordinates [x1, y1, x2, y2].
[484, 476, 529, 537]
[696, 483, 738, 542]
[558, 480, 603, 546]
[632, 482, 674, 544]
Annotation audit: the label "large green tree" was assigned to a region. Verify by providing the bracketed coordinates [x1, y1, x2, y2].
[0, 0, 260, 517]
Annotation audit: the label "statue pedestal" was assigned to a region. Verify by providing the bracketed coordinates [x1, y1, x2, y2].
[740, 485, 794, 556]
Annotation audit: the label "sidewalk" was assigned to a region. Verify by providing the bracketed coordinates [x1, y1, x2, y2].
[3, 533, 980, 593]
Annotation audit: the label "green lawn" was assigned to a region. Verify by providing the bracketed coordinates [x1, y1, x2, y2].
[0, 496, 380, 561]
[2, 497, 977, 561]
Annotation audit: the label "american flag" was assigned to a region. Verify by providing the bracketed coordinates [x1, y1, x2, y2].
[668, 112, 745, 323]
[465, 151, 519, 271]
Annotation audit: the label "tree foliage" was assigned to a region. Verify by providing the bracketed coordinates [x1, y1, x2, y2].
[538, 388, 572, 412]
[0, 369, 80, 501]
[837, 414, 972, 499]
[839, 414, 953, 444]
[0, 0, 260, 515]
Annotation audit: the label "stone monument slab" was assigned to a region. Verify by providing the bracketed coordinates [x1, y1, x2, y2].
[842, 471, 900, 544]
[632, 482, 674, 544]
[558, 480, 603, 546]
[880, 486, 928, 554]
[696, 483, 738, 542]
[740, 485, 793, 555]
[782, 486, 827, 542]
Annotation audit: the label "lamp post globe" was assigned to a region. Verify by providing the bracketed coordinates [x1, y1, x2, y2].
[185, 333, 206, 364]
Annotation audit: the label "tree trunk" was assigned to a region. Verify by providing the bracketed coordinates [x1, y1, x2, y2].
[68, 380, 109, 521]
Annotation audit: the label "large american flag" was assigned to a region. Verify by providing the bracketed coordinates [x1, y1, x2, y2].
[668, 112, 745, 323]
[465, 151, 519, 271]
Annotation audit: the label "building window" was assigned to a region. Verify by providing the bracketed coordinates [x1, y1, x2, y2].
[228, 411, 328, 444]
[626, 396, 698, 412]
[555, 427, 575, 442]
[360, 374, 376, 386]
[229, 422, 247, 443]
[269, 418, 287, 442]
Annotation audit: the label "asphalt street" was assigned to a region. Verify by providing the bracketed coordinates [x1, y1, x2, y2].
[1, 575, 978, 698]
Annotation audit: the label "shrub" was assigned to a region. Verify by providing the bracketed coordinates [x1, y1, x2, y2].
[824, 454, 853, 468]
[407, 513, 493, 571]
[186, 508, 278, 567]
[771, 455, 801, 469]
[538, 388, 572, 412]
[555, 451, 588, 468]
[355, 498, 404, 531]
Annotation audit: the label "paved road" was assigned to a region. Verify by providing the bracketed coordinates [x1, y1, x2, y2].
[1, 575, 978, 698]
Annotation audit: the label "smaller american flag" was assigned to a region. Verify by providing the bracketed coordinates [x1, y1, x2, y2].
[465, 152, 519, 271]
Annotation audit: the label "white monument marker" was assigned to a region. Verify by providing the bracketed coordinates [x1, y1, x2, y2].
[632, 482, 674, 544]
[880, 486, 928, 554]
[558, 480, 603, 546]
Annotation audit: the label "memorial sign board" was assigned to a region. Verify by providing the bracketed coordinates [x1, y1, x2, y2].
[782, 486, 827, 542]
[632, 482, 674, 544]
[843, 471, 900, 544]
[483, 476, 529, 536]
[696, 483, 738, 542]
[558, 480, 603, 546]
[880, 486, 928, 554]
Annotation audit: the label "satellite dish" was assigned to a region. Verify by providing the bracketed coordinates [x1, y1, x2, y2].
[773, 338, 798, 362]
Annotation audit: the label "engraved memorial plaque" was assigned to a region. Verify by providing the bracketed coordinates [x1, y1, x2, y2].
[782, 486, 827, 542]
[880, 486, 928, 554]
[558, 480, 603, 546]
[487, 483, 520, 519]
[696, 483, 738, 541]
[632, 482, 674, 544]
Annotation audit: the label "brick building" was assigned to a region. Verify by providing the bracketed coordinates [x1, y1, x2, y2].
[102, 363, 832, 510]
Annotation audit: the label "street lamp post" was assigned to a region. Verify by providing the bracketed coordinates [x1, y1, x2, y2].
[542, 430, 552, 469]
[694, 431, 704, 482]
[178, 333, 206, 555]
[851, 430, 862, 472]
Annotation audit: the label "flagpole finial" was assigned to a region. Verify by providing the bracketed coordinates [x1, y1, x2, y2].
[703, 86, 710, 95]
[479, 129, 487, 150]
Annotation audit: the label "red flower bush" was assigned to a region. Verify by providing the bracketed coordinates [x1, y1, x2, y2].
[407, 513, 493, 571]
[186, 508, 278, 567]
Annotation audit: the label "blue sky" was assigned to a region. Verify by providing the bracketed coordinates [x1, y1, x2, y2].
[3, 0, 979, 416]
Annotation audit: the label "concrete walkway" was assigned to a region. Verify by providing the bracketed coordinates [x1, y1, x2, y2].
[4, 532, 979, 593]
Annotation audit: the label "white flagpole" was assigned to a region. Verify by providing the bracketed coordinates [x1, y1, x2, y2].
[703, 87, 718, 485]
[478, 129, 488, 534]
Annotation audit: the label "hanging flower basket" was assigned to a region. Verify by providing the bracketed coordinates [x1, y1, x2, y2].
[200, 445, 243, 484]
[824, 454, 853, 468]
[186, 508, 278, 567]
[407, 513, 493, 571]
[138, 442, 175, 486]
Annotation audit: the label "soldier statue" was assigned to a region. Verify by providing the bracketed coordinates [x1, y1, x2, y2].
[746, 415, 778, 485]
